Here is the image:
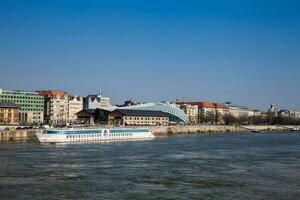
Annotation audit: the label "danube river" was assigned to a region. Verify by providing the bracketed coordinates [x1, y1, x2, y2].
[1, 132, 300, 200]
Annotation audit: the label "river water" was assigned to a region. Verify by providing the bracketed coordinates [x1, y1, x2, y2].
[0, 132, 300, 200]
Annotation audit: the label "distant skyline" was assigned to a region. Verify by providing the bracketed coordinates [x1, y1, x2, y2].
[1, 0, 300, 110]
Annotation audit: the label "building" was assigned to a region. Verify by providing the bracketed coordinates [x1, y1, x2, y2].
[194, 102, 229, 124]
[0, 89, 44, 125]
[278, 110, 300, 119]
[108, 109, 170, 126]
[278, 110, 290, 118]
[83, 91, 113, 109]
[120, 100, 141, 107]
[176, 101, 229, 124]
[119, 102, 189, 124]
[268, 104, 278, 113]
[37, 90, 69, 125]
[224, 102, 258, 118]
[68, 96, 83, 123]
[177, 103, 198, 124]
[0, 102, 20, 125]
[289, 110, 300, 119]
[76, 108, 111, 125]
[252, 110, 262, 117]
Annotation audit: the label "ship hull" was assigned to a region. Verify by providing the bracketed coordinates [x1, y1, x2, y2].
[36, 128, 155, 144]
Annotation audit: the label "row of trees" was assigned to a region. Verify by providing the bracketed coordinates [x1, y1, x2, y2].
[222, 113, 300, 125]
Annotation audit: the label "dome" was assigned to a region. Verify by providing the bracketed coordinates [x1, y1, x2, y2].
[119, 102, 189, 123]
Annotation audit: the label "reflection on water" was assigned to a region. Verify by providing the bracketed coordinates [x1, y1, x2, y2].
[0, 132, 300, 200]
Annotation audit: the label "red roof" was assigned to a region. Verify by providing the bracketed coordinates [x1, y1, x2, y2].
[177, 101, 229, 109]
[36, 90, 68, 99]
[213, 103, 229, 109]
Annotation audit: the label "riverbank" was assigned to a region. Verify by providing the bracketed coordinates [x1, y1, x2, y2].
[150, 125, 300, 136]
[0, 125, 299, 141]
[0, 129, 42, 141]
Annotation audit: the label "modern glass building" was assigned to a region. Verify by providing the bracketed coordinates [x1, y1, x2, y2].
[0, 89, 44, 125]
[120, 102, 189, 123]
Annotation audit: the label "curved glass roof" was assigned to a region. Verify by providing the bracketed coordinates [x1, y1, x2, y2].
[119, 102, 189, 123]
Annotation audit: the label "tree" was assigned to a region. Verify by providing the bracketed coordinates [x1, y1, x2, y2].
[223, 114, 237, 125]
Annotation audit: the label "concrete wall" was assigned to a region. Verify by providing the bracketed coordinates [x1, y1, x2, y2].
[0, 129, 42, 141]
[149, 125, 300, 136]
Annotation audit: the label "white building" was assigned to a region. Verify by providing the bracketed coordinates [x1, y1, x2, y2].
[68, 96, 83, 123]
[46, 95, 69, 125]
[37, 90, 82, 125]
[289, 110, 300, 118]
[83, 91, 113, 109]
[224, 102, 260, 118]
[178, 104, 199, 124]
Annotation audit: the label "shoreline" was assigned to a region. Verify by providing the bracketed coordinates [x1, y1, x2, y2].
[0, 125, 299, 141]
[150, 125, 300, 136]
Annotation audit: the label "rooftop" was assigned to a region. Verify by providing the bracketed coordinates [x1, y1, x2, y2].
[177, 101, 229, 109]
[224, 102, 249, 110]
[76, 108, 113, 115]
[0, 89, 39, 95]
[112, 109, 170, 117]
[36, 90, 68, 99]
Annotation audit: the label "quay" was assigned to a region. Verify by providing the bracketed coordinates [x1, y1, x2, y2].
[1, 125, 300, 142]
[0, 129, 43, 141]
[149, 125, 300, 136]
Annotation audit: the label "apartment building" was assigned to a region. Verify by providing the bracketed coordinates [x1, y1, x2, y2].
[37, 90, 69, 125]
[68, 96, 83, 123]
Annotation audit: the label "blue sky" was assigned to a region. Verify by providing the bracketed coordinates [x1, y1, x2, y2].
[0, 0, 300, 110]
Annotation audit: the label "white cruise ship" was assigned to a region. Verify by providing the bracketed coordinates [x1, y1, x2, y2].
[36, 128, 155, 144]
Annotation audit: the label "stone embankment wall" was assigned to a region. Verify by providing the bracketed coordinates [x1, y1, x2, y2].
[0, 125, 299, 141]
[150, 125, 300, 136]
[0, 129, 43, 141]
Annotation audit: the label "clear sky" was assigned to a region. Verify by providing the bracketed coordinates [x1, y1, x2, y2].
[0, 0, 300, 110]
